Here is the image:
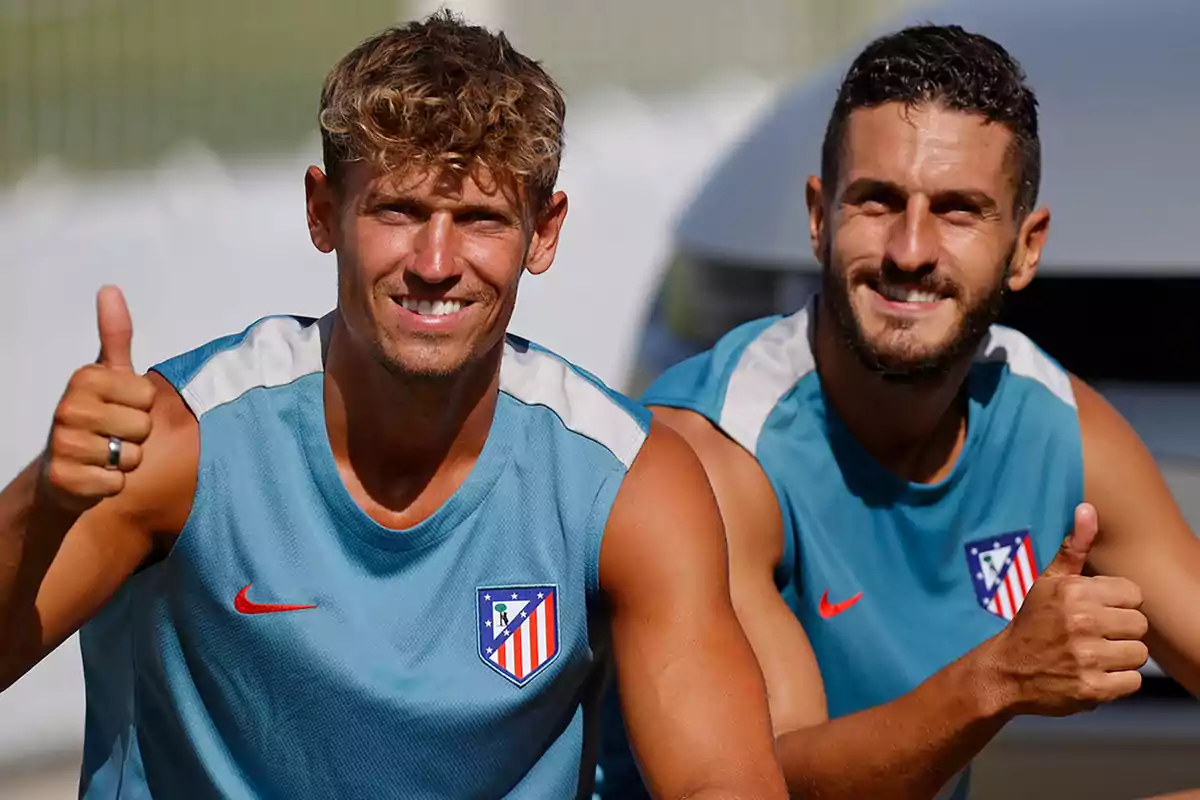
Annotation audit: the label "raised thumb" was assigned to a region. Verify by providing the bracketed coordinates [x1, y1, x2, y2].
[96, 285, 135, 371]
[1043, 502, 1099, 578]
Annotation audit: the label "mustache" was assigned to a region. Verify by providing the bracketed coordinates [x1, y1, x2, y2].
[381, 283, 492, 303]
[858, 262, 961, 297]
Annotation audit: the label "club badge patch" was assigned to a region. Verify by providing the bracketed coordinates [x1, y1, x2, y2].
[965, 531, 1038, 621]
[477, 585, 559, 686]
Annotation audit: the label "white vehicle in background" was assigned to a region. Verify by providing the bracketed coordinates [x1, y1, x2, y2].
[625, 0, 1200, 797]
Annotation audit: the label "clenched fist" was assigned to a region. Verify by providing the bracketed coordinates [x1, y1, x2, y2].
[984, 503, 1149, 717]
[39, 286, 157, 513]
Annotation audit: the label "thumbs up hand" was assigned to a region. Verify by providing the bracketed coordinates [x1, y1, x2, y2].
[39, 287, 158, 514]
[981, 504, 1150, 718]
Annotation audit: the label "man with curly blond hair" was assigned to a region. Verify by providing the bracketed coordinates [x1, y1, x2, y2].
[0, 12, 786, 799]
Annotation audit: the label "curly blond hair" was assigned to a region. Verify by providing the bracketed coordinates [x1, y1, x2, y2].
[319, 11, 566, 210]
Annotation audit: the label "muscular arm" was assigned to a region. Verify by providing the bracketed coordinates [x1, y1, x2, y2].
[652, 406, 1010, 800]
[1074, 377, 1200, 695]
[600, 419, 786, 800]
[0, 371, 196, 690]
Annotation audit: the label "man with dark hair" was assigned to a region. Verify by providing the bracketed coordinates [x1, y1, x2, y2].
[599, 24, 1200, 799]
[0, 13, 787, 799]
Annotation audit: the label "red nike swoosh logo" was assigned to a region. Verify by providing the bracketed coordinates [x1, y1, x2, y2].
[818, 589, 863, 619]
[234, 584, 317, 615]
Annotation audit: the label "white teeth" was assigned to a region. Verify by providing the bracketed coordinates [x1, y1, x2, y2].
[398, 297, 464, 316]
[879, 285, 940, 304]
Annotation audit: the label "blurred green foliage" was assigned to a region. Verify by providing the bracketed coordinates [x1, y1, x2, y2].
[0, 0, 399, 182]
[0, 0, 911, 184]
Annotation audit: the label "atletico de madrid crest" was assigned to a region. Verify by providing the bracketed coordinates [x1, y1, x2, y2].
[965, 531, 1039, 621]
[477, 585, 559, 686]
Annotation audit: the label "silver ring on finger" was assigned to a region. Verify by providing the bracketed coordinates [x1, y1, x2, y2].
[106, 436, 123, 470]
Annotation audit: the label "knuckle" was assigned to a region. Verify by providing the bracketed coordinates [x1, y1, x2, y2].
[1065, 610, 1094, 636]
[69, 365, 104, 393]
[56, 398, 99, 431]
[1132, 641, 1150, 666]
[1068, 641, 1096, 669]
[53, 399, 81, 429]
[65, 367, 90, 393]
[1079, 674, 1107, 702]
[1059, 576, 1089, 603]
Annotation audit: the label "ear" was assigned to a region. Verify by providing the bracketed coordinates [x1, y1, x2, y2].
[306, 165, 338, 254]
[524, 191, 569, 276]
[1007, 205, 1051, 293]
[806, 176, 830, 266]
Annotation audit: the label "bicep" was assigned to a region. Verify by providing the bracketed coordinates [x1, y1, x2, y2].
[601, 421, 781, 797]
[656, 408, 828, 732]
[1075, 378, 1200, 693]
[728, 559, 828, 733]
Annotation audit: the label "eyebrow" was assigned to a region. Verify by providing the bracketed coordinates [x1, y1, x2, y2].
[840, 178, 1000, 215]
[364, 192, 520, 224]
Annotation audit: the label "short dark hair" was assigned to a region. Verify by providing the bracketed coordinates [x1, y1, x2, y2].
[820, 24, 1040, 215]
[319, 10, 566, 209]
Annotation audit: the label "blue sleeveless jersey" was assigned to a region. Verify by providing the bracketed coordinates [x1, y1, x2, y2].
[598, 299, 1082, 800]
[77, 314, 651, 799]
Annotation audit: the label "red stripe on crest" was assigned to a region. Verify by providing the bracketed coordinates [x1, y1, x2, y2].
[513, 622, 525, 679]
[544, 593, 556, 656]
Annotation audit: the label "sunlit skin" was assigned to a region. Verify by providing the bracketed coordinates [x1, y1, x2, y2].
[306, 162, 568, 380]
[809, 102, 1049, 382]
[301, 162, 568, 520]
[642, 64, 1200, 800]
[806, 102, 1050, 480]
[295, 162, 788, 799]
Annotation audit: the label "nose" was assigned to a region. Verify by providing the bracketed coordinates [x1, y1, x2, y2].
[884, 194, 939, 275]
[408, 211, 463, 284]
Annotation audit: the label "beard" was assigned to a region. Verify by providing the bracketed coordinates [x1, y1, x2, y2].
[821, 242, 1011, 384]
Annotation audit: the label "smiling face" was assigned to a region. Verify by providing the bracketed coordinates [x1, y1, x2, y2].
[809, 101, 1048, 381]
[306, 162, 567, 378]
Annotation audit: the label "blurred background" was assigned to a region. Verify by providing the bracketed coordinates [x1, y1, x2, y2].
[1, 0, 1197, 797]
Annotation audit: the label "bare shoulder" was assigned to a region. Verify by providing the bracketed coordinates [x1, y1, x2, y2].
[1071, 375, 1141, 452]
[619, 415, 709, 489]
[1069, 374, 1193, 563]
[599, 418, 727, 596]
[650, 405, 726, 447]
[603, 417, 718, 541]
[648, 406, 776, 510]
[1070, 374, 1161, 490]
[649, 405, 784, 569]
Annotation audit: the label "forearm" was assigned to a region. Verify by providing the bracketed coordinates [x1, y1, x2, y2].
[0, 458, 77, 688]
[777, 652, 1009, 800]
